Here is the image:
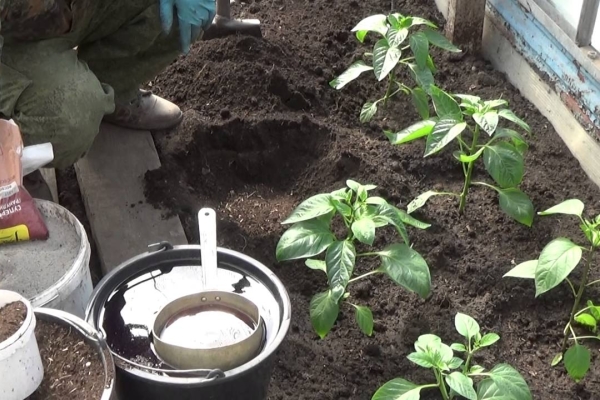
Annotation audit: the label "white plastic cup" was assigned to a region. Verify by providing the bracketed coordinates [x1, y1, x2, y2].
[0, 290, 44, 400]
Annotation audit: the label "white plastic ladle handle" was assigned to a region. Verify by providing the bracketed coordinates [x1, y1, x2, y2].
[198, 208, 218, 289]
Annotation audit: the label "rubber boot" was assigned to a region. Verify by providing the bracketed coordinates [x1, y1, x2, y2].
[23, 170, 54, 202]
[103, 89, 183, 131]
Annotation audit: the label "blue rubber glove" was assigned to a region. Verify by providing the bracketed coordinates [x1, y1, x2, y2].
[159, 0, 216, 54]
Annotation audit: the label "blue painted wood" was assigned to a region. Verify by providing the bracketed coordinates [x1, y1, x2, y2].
[488, 0, 600, 129]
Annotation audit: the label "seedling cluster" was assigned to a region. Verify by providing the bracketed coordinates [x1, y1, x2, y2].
[277, 11, 597, 398]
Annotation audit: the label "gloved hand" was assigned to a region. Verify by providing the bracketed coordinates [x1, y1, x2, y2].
[159, 0, 216, 54]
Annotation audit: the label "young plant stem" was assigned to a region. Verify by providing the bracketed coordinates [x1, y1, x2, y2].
[458, 126, 480, 214]
[434, 369, 450, 400]
[348, 270, 381, 283]
[383, 72, 396, 106]
[561, 246, 595, 351]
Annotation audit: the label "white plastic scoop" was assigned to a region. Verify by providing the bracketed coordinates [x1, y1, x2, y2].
[199, 208, 218, 289]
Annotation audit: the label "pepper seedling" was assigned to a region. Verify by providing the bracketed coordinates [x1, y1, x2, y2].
[330, 13, 460, 123]
[504, 199, 600, 381]
[372, 313, 532, 400]
[388, 87, 534, 226]
[276, 180, 432, 338]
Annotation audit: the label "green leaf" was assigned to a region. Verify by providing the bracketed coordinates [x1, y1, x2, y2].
[430, 86, 462, 118]
[498, 109, 530, 133]
[305, 259, 326, 272]
[551, 353, 563, 367]
[483, 142, 524, 188]
[497, 187, 534, 227]
[387, 27, 409, 47]
[534, 238, 583, 297]
[276, 218, 335, 261]
[387, 14, 402, 29]
[448, 357, 465, 369]
[372, 378, 422, 400]
[407, 351, 436, 368]
[425, 120, 467, 156]
[454, 147, 485, 163]
[352, 217, 376, 246]
[446, 372, 477, 400]
[410, 17, 438, 28]
[587, 300, 600, 320]
[575, 313, 597, 330]
[282, 193, 335, 224]
[309, 287, 343, 339]
[538, 199, 584, 218]
[329, 61, 374, 89]
[326, 240, 356, 288]
[470, 365, 485, 374]
[375, 204, 410, 245]
[353, 305, 374, 336]
[385, 120, 435, 145]
[474, 111, 499, 135]
[455, 313, 480, 340]
[397, 209, 431, 230]
[379, 243, 431, 298]
[366, 196, 388, 205]
[564, 344, 590, 382]
[346, 179, 377, 193]
[423, 28, 461, 52]
[456, 94, 482, 105]
[426, 55, 436, 73]
[409, 32, 429, 69]
[485, 99, 509, 109]
[373, 39, 402, 81]
[503, 260, 537, 279]
[408, 64, 435, 91]
[451, 343, 467, 352]
[486, 364, 532, 400]
[411, 87, 430, 119]
[360, 102, 379, 123]
[407, 190, 444, 214]
[352, 14, 388, 41]
[478, 333, 500, 347]
[493, 128, 528, 155]
[332, 198, 352, 217]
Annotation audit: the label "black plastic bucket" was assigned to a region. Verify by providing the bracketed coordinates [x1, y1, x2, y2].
[85, 242, 291, 400]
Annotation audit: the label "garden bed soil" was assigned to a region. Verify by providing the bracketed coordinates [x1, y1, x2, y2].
[144, 0, 600, 398]
[0, 301, 26, 343]
[27, 320, 104, 400]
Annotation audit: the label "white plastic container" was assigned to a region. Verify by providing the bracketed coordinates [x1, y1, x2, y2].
[0, 290, 44, 399]
[0, 200, 92, 318]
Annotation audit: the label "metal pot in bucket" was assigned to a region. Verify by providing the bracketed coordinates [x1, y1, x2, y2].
[85, 239, 292, 400]
[150, 209, 266, 373]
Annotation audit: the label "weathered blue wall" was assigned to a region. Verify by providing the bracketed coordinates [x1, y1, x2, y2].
[487, 0, 600, 133]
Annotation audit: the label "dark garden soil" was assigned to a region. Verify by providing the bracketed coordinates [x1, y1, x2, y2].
[56, 167, 102, 285]
[143, 0, 600, 398]
[0, 301, 26, 343]
[28, 320, 105, 400]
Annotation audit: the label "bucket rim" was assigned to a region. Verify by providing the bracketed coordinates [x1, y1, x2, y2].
[29, 200, 90, 308]
[85, 243, 292, 385]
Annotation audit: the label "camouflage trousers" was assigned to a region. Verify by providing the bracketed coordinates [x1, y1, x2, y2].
[0, 0, 183, 169]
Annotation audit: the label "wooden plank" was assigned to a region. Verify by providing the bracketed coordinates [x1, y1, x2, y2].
[482, 14, 600, 189]
[576, 0, 600, 46]
[75, 123, 188, 273]
[39, 168, 58, 203]
[446, 0, 486, 47]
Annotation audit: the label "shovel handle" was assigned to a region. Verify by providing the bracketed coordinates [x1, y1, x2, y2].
[216, 0, 231, 19]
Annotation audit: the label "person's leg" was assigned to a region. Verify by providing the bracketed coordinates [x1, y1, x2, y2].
[76, 0, 187, 130]
[0, 38, 115, 170]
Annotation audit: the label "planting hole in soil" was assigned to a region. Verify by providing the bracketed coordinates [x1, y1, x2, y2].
[0, 301, 26, 343]
[27, 319, 104, 400]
